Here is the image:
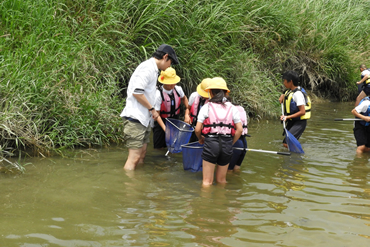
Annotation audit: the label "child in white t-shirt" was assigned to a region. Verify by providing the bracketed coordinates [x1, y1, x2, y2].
[351, 97, 370, 154]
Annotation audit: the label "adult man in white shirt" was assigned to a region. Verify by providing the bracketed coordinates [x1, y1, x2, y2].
[120, 44, 179, 170]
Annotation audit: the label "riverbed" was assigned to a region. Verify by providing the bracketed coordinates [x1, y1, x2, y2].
[1, 101, 369, 246]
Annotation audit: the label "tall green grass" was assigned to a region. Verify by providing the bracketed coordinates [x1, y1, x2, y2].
[0, 0, 369, 156]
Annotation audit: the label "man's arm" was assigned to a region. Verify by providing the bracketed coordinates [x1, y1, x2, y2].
[133, 93, 159, 120]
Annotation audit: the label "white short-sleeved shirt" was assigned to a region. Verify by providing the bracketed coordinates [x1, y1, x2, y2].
[120, 58, 158, 127]
[197, 102, 241, 124]
[361, 69, 370, 78]
[188, 92, 205, 106]
[292, 89, 305, 106]
[154, 85, 185, 111]
[355, 99, 370, 114]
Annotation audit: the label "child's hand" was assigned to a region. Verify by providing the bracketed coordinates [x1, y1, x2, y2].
[184, 114, 191, 124]
[280, 115, 287, 121]
[198, 136, 205, 145]
[279, 94, 285, 104]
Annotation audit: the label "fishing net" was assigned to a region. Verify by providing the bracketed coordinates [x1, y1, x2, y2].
[284, 129, 304, 154]
[181, 142, 203, 172]
[165, 118, 194, 153]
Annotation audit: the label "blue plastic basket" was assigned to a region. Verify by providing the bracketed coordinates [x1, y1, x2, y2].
[165, 118, 194, 154]
[181, 142, 204, 172]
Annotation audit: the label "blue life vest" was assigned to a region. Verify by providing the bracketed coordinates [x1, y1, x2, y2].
[358, 97, 370, 126]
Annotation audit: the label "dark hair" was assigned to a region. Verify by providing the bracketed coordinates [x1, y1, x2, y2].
[209, 89, 231, 105]
[152, 51, 172, 63]
[282, 71, 299, 86]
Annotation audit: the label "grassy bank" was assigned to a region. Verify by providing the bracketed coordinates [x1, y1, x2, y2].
[0, 0, 369, 157]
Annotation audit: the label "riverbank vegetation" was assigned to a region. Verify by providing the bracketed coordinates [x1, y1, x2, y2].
[0, 0, 369, 159]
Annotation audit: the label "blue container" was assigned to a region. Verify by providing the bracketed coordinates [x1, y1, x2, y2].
[181, 142, 204, 172]
[165, 118, 194, 153]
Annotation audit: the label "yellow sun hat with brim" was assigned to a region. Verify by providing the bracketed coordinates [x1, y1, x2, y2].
[158, 67, 180, 84]
[196, 78, 213, 98]
[204, 77, 230, 92]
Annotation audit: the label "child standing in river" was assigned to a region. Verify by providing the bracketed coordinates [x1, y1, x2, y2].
[153, 67, 190, 149]
[187, 78, 212, 142]
[279, 71, 311, 148]
[351, 96, 370, 154]
[355, 64, 370, 106]
[195, 77, 243, 186]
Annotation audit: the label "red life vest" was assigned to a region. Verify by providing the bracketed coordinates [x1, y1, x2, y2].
[202, 102, 234, 136]
[190, 94, 209, 123]
[159, 87, 181, 118]
[235, 105, 248, 136]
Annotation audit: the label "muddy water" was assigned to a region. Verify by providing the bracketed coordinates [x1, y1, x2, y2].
[1, 102, 370, 246]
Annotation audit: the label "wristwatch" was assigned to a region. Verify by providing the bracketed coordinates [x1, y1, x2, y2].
[148, 107, 155, 111]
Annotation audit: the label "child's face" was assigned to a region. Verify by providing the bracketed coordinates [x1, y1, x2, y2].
[163, 84, 176, 90]
[283, 79, 289, 88]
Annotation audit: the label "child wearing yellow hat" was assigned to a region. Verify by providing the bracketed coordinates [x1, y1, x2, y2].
[187, 78, 212, 142]
[194, 77, 243, 186]
[153, 67, 190, 149]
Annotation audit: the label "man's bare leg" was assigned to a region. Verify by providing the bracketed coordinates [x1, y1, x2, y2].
[124, 147, 144, 170]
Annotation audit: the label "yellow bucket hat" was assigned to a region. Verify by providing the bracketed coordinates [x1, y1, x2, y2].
[205, 77, 230, 92]
[158, 67, 180, 84]
[196, 78, 213, 98]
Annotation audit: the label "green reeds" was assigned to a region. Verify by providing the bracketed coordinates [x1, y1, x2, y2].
[0, 0, 369, 158]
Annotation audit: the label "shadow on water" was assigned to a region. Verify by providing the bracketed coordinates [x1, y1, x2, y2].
[1, 102, 370, 246]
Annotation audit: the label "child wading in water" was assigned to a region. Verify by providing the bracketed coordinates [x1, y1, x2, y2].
[153, 67, 190, 149]
[187, 78, 212, 142]
[279, 71, 311, 148]
[195, 77, 243, 186]
[351, 96, 370, 154]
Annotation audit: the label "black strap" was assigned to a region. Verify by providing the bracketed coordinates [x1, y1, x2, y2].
[203, 122, 234, 129]
[159, 87, 181, 117]
[190, 97, 206, 126]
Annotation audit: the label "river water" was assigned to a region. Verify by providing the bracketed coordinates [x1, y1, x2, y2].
[1, 102, 370, 247]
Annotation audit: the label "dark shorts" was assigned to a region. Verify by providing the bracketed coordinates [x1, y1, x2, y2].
[353, 121, 370, 147]
[153, 119, 167, 149]
[282, 120, 307, 144]
[202, 135, 233, 166]
[362, 84, 370, 96]
[229, 137, 247, 170]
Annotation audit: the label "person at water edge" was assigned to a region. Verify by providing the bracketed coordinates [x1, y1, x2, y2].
[355, 64, 370, 106]
[195, 77, 243, 186]
[187, 78, 212, 142]
[228, 104, 248, 172]
[120, 44, 179, 170]
[351, 96, 370, 154]
[153, 67, 190, 149]
[279, 71, 311, 148]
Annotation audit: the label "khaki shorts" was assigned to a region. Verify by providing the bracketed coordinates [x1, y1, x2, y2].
[123, 119, 151, 149]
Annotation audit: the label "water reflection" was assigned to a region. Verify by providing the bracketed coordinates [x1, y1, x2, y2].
[3, 102, 370, 246]
[347, 155, 370, 199]
[182, 186, 239, 246]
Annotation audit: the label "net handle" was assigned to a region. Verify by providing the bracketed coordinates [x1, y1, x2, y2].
[166, 118, 194, 132]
